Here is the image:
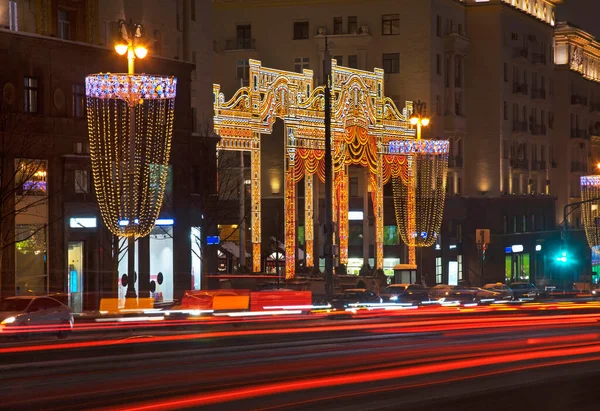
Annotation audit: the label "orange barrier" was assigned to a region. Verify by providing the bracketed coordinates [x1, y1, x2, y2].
[213, 295, 250, 311]
[99, 298, 155, 313]
[249, 291, 312, 312]
[180, 290, 251, 310]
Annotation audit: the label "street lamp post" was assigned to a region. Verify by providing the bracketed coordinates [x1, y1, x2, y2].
[409, 100, 430, 141]
[114, 20, 148, 299]
[324, 37, 334, 301]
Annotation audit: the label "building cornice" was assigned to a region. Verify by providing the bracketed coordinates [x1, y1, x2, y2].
[554, 22, 600, 83]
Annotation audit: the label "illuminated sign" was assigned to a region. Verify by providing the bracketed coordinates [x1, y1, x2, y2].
[512, 244, 524, 253]
[69, 218, 97, 228]
[206, 236, 220, 245]
[156, 218, 174, 226]
[535, 244, 542, 252]
[348, 211, 364, 221]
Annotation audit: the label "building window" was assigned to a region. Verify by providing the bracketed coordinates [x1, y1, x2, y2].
[72, 84, 85, 118]
[382, 14, 400, 35]
[294, 57, 310, 73]
[334, 55, 343, 66]
[436, 257, 443, 284]
[16, 159, 47, 196]
[9, 0, 18, 31]
[349, 177, 358, 197]
[191, 0, 196, 22]
[436, 54, 441, 75]
[293, 21, 309, 40]
[522, 215, 527, 232]
[57, 9, 72, 40]
[74, 170, 89, 194]
[234, 25, 253, 50]
[457, 255, 463, 280]
[236, 59, 249, 81]
[333, 16, 342, 34]
[382, 53, 400, 73]
[348, 16, 358, 34]
[348, 55, 358, 69]
[436, 15, 442, 37]
[457, 223, 462, 242]
[24, 77, 38, 114]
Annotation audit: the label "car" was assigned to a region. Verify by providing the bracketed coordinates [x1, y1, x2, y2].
[470, 287, 511, 303]
[510, 282, 539, 301]
[0, 296, 73, 339]
[428, 284, 454, 301]
[381, 284, 429, 304]
[482, 283, 514, 300]
[330, 289, 381, 310]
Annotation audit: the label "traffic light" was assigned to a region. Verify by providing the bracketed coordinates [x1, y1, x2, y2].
[556, 251, 568, 263]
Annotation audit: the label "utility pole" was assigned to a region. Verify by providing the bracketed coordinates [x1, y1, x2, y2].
[324, 37, 334, 301]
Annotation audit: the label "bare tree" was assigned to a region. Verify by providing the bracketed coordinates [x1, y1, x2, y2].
[164, 116, 251, 288]
[0, 106, 62, 296]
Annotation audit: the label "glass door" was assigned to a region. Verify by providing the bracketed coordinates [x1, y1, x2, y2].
[68, 241, 84, 313]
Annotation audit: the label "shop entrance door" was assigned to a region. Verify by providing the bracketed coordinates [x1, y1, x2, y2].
[68, 241, 84, 313]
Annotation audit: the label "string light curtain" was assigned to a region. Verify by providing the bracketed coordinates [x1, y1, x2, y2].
[392, 140, 449, 248]
[86, 73, 177, 237]
[580, 176, 600, 248]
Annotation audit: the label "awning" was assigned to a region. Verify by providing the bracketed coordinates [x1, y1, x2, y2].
[220, 242, 251, 259]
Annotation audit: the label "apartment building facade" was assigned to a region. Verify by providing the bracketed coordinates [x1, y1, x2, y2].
[0, 0, 213, 309]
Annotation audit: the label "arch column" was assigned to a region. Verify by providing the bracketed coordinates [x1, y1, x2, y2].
[251, 133, 261, 273]
[337, 166, 349, 265]
[284, 126, 296, 279]
[305, 173, 314, 268]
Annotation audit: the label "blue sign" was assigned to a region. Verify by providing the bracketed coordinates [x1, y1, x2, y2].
[206, 236, 220, 245]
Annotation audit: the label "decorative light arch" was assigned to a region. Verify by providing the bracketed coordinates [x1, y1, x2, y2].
[214, 59, 448, 278]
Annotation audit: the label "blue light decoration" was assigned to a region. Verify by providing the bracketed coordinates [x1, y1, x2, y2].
[505, 246, 512, 254]
[85, 73, 177, 101]
[388, 139, 450, 155]
[206, 236, 220, 245]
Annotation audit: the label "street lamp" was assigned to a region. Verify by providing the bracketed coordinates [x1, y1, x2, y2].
[114, 20, 148, 75]
[409, 100, 430, 140]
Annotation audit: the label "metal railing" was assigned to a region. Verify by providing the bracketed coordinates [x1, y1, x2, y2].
[224, 38, 256, 51]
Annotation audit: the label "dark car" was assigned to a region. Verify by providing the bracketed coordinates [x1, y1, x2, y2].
[510, 282, 539, 300]
[428, 284, 453, 301]
[381, 284, 429, 304]
[444, 286, 478, 303]
[330, 289, 381, 310]
[482, 283, 514, 301]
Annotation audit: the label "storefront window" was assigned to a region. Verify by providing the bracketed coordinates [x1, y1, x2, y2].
[384, 226, 398, 245]
[15, 159, 47, 196]
[150, 225, 173, 301]
[68, 241, 83, 313]
[15, 225, 47, 295]
[191, 227, 201, 290]
[505, 255, 512, 283]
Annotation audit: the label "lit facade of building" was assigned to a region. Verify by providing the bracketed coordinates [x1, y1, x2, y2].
[0, 0, 212, 308]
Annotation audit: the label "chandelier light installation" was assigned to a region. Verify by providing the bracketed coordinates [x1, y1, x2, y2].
[392, 101, 448, 264]
[580, 175, 600, 248]
[86, 20, 176, 297]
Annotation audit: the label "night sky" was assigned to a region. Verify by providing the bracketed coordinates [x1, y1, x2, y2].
[556, 0, 600, 39]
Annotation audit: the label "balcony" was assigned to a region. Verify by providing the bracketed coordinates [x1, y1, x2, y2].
[531, 160, 546, 171]
[531, 124, 547, 136]
[571, 161, 588, 173]
[224, 38, 256, 51]
[448, 155, 463, 168]
[444, 32, 469, 54]
[532, 53, 546, 65]
[513, 83, 528, 95]
[531, 88, 546, 100]
[571, 94, 588, 106]
[570, 129, 589, 139]
[512, 121, 528, 133]
[510, 158, 529, 170]
[513, 47, 529, 60]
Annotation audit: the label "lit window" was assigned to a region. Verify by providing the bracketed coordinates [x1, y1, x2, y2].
[9, 0, 18, 31]
[436, 257, 442, 284]
[457, 255, 463, 280]
[16, 159, 47, 196]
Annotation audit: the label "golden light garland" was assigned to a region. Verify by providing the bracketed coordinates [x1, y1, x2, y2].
[392, 141, 449, 248]
[86, 73, 176, 237]
[580, 176, 600, 248]
[305, 173, 314, 267]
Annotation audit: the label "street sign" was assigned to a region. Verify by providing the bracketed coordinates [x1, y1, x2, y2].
[476, 229, 490, 245]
